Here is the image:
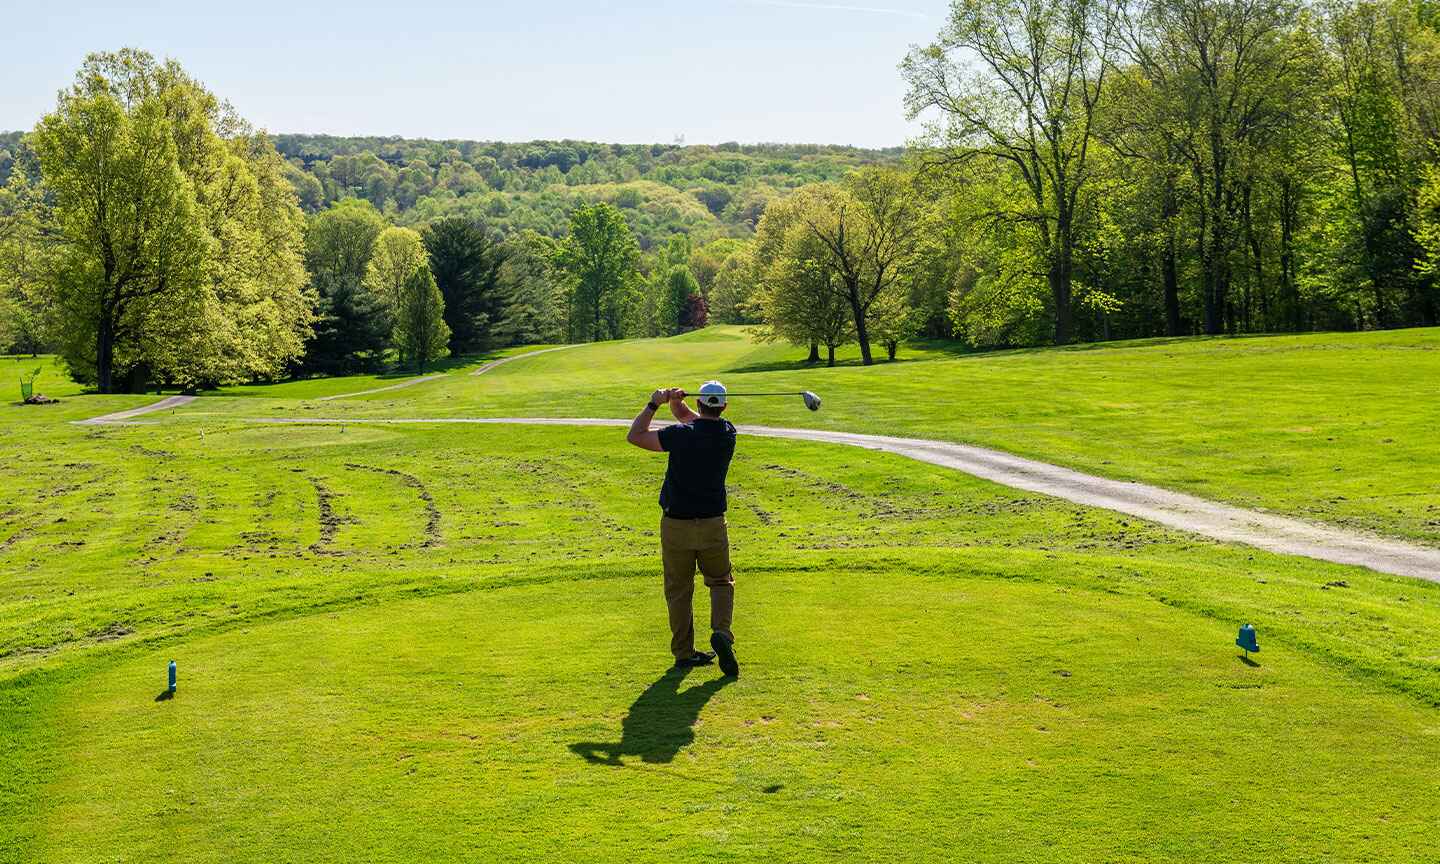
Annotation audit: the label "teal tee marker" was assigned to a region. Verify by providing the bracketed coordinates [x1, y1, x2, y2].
[1236, 624, 1260, 657]
[168, 660, 177, 694]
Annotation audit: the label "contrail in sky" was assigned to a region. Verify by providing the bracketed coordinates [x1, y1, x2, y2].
[740, 0, 929, 19]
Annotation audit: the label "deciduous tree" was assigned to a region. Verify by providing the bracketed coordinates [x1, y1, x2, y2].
[904, 0, 1121, 344]
[364, 227, 429, 304]
[762, 171, 922, 364]
[24, 50, 311, 391]
[302, 198, 390, 373]
[392, 266, 449, 372]
[558, 203, 640, 341]
[752, 191, 854, 364]
[1119, 0, 1308, 334]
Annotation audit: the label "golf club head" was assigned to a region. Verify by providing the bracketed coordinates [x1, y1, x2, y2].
[802, 391, 822, 411]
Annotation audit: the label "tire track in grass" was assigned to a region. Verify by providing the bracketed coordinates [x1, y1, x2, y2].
[343, 462, 443, 548]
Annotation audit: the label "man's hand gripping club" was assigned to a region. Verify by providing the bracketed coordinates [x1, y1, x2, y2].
[627, 387, 694, 451]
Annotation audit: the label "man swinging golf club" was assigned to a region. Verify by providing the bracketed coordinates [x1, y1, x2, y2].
[627, 380, 740, 677]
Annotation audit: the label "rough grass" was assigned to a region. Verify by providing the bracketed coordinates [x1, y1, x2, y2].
[4, 331, 1440, 862]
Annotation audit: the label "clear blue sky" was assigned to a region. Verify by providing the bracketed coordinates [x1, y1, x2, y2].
[3, 0, 946, 147]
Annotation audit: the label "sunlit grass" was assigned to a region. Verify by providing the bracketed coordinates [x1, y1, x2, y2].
[4, 328, 1440, 861]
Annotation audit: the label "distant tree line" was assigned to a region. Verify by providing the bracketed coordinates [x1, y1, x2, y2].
[206, 133, 900, 254]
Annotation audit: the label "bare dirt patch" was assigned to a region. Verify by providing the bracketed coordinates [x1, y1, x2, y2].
[307, 477, 354, 555]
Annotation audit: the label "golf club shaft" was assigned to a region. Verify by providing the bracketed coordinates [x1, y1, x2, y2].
[680, 388, 821, 410]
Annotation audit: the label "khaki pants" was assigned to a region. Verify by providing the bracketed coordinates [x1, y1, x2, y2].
[660, 515, 734, 659]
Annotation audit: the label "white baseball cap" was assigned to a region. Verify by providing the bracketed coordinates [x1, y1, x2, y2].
[698, 380, 727, 407]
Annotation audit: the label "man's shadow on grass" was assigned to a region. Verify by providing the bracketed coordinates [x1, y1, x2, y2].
[569, 666, 732, 766]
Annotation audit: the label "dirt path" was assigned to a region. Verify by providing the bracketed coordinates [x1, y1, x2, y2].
[312, 345, 582, 401]
[73, 394, 197, 426]
[468, 344, 580, 376]
[240, 415, 1440, 582]
[315, 374, 445, 401]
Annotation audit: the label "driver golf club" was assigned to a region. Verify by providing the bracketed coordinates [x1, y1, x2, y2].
[697, 390, 822, 411]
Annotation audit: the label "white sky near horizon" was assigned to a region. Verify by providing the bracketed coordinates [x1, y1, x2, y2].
[3, 0, 947, 147]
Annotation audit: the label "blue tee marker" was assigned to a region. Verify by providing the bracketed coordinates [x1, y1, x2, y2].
[1236, 624, 1260, 658]
[168, 660, 177, 694]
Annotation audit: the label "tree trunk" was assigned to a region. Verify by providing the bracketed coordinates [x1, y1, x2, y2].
[1419, 283, 1439, 327]
[806, 342, 820, 364]
[96, 314, 116, 394]
[1243, 184, 1263, 332]
[886, 340, 897, 361]
[1162, 177, 1182, 337]
[1204, 228, 1227, 336]
[847, 287, 873, 365]
[1048, 205, 1074, 345]
[826, 344, 836, 367]
[1162, 235, 1181, 336]
[1049, 240, 1074, 345]
[1279, 179, 1300, 331]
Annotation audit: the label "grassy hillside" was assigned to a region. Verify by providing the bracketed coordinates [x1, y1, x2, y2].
[4, 329, 1439, 861]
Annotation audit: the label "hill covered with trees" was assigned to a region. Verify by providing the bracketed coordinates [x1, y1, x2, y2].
[266, 135, 902, 250]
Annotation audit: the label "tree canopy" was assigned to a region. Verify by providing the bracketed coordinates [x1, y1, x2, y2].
[302, 198, 390, 374]
[14, 49, 311, 391]
[558, 203, 640, 342]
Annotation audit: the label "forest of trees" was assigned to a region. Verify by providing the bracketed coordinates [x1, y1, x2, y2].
[266, 134, 900, 250]
[897, 0, 1440, 345]
[5, 0, 1440, 389]
[734, 0, 1440, 357]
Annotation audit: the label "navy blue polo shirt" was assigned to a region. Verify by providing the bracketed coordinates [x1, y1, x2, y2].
[657, 418, 737, 518]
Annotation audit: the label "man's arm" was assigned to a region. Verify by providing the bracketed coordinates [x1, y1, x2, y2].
[626, 388, 670, 452]
[668, 389, 700, 424]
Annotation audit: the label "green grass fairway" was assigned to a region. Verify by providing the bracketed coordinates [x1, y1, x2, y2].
[202, 344, 563, 400]
[4, 331, 1440, 861]
[4, 355, 86, 401]
[33, 574, 1440, 862]
[192, 326, 1440, 544]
